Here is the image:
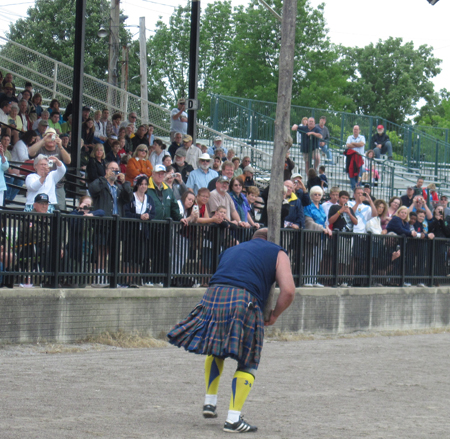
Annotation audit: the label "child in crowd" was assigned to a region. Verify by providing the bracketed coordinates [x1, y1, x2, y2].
[319, 165, 328, 190]
[414, 209, 429, 238]
[409, 211, 417, 234]
[306, 168, 322, 192]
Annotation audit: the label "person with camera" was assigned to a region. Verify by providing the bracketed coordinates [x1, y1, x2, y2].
[163, 165, 187, 201]
[27, 127, 71, 210]
[407, 195, 433, 232]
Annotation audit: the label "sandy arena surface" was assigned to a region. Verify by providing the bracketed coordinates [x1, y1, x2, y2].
[1, 333, 450, 438]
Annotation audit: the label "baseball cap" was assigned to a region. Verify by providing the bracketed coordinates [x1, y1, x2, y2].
[82, 106, 91, 112]
[407, 186, 414, 190]
[291, 173, 302, 179]
[38, 120, 49, 126]
[217, 176, 230, 184]
[3, 82, 13, 89]
[377, 125, 384, 130]
[178, 98, 186, 105]
[175, 148, 187, 157]
[364, 184, 371, 189]
[34, 193, 49, 203]
[154, 164, 166, 173]
[183, 134, 192, 142]
[214, 136, 222, 142]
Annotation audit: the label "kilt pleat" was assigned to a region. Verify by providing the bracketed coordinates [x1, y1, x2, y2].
[167, 286, 264, 369]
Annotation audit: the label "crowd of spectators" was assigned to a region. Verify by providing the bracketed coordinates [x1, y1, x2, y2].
[1, 73, 450, 289]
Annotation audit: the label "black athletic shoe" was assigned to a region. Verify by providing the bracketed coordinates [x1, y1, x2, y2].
[223, 416, 257, 433]
[202, 404, 217, 418]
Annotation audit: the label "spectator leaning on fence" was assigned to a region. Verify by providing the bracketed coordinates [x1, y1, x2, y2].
[386, 206, 417, 237]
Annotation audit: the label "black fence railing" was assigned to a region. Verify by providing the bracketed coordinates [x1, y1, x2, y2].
[0, 210, 449, 288]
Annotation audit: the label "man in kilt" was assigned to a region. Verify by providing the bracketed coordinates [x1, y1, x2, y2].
[167, 228, 295, 433]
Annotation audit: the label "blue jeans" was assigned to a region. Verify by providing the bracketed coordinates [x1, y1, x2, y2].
[5, 175, 24, 202]
[320, 143, 333, 162]
[349, 175, 359, 190]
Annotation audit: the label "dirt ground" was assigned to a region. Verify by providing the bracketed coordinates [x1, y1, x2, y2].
[1, 333, 450, 439]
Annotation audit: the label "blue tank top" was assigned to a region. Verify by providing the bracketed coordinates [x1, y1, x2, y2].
[209, 239, 286, 309]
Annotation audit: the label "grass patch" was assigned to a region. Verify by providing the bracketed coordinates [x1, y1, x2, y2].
[80, 329, 169, 349]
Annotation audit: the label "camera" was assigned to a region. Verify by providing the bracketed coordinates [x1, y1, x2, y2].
[396, 244, 401, 252]
[48, 160, 54, 167]
[171, 173, 176, 178]
[193, 205, 199, 213]
[113, 170, 120, 175]
[51, 134, 56, 141]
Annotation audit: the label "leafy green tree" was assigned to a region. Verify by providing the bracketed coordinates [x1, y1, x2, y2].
[5, 0, 130, 80]
[343, 37, 441, 126]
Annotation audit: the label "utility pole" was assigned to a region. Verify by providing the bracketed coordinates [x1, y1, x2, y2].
[187, 0, 200, 143]
[107, 0, 120, 109]
[120, 45, 129, 115]
[139, 17, 149, 125]
[264, 0, 297, 320]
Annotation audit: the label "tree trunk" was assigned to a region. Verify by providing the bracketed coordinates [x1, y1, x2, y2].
[264, 0, 297, 321]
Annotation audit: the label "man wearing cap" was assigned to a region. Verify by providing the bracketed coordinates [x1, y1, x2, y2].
[172, 148, 194, 183]
[208, 160, 234, 191]
[170, 98, 188, 141]
[186, 154, 219, 195]
[371, 125, 393, 160]
[147, 164, 182, 220]
[292, 117, 323, 174]
[401, 186, 416, 208]
[207, 177, 242, 226]
[207, 136, 228, 157]
[28, 127, 71, 210]
[179, 134, 202, 170]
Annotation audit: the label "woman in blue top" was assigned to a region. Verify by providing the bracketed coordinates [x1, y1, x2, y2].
[228, 177, 258, 228]
[303, 185, 332, 287]
[386, 206, 417, 237]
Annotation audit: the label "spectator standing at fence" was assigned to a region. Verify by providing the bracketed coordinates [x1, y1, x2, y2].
[366, 199, 388, 235]
[292, 117, 323, 174]
[123, 175, 156, 287]
[401, 186, 415, 208]
[347, 187, 377, 233]
[167, 227, 295, 433]
[186, 154, 218, 195]
[407, 195, 433, 232]
[207, 176, 243, 226]
[371, 125, 393, 160]
[25, 154, 66, 213]
[322, 186, 339, 226]
[414, 210, 432, 239]
[282, 180, 306, 229]
[27, 128, 71, 210]
[328, 191, 358, 232]
[172, 148, 193, 184]
[146, 164, 182, 221]
[228, 177, 258, 228]
[386, 206, 417, 237]
[385, 196, 402, 228]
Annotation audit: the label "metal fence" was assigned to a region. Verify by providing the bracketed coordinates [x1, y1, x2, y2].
[210, 94, 450, 182]
[1, 210, 449, 289]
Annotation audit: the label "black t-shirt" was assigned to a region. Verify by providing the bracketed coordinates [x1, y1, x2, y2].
[400, 194, 414, 208]
[328, 204, 356, 231]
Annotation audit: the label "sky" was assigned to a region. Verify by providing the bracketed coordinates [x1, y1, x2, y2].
[0, 0, 448, 93]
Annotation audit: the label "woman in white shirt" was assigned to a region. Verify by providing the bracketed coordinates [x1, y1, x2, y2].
[149, 139, 170, 168]
[25, 154, 66, 213]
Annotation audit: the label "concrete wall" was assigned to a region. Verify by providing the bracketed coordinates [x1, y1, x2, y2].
[1, 286, 450, 343]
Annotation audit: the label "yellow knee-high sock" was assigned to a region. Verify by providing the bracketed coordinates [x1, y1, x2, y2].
[205, 355, 224, 395]
[229, 371, 255, 412]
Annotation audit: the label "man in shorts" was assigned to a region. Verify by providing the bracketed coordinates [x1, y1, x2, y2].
[167, 228, 295, 433]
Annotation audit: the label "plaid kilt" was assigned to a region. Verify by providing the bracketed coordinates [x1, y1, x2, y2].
[167, 285, 264, 369]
